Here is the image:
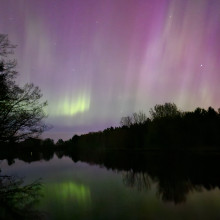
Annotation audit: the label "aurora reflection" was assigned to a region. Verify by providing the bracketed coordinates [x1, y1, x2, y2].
[44, 182, 91, 205]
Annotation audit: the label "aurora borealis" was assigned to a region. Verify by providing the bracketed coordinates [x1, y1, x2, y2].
[0, 0, 220, 140]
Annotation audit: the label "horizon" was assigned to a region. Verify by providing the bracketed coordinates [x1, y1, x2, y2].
[42, 103, 220, 142]
[1, 0, 220, 140]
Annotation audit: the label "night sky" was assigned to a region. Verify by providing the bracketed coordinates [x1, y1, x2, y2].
[1, 0, 220, 140]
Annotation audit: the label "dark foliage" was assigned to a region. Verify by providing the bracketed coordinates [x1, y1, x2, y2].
[0, 171, 43, 219]
[0, 34, 47, 142]
[57, 103, 220, 150]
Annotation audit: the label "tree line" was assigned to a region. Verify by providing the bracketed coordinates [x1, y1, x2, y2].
[1, 34, 220, 150]
[60, 103, 220, 150]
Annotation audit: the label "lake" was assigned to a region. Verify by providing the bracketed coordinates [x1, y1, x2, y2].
[1, 151, 220, 219]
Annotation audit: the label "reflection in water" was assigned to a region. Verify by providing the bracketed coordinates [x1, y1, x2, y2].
[0, 172, 42, 219]
[122, 170, 151, 191]
[122, 170, 203, 204]
[45, 182, 91, 205]
[38, 181, 91, 219]
[2, 152, 220, 219]
[63, 149, 220, 204]
[2, 148, 220, 212]
[156, 175, 202, 204]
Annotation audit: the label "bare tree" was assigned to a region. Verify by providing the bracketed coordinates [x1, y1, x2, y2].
[120, 111, 148, 127]
[149, 103, 181, 120]
[132, 111, 147, 125]
[120, 116, 133, 128]
[0, 34, 47, 142]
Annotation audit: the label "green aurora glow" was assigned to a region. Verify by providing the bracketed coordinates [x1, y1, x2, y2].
[44, 181, 91, 205]
[48, 93, 90, 117]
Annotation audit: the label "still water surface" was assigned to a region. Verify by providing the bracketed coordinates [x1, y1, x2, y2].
[1, 154, 220, 219]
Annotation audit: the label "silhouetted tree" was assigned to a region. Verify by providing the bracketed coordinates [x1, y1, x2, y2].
[120, 111, 148, 127]
[56, 139, 64, 146]
[207, 106, 218, 117]
[149, 103, 181, 119]
[132, 111, 148, 125]
[120, 116, 133, 127]
[42, 138, 54, 147]
[0, 34, 47, 142]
